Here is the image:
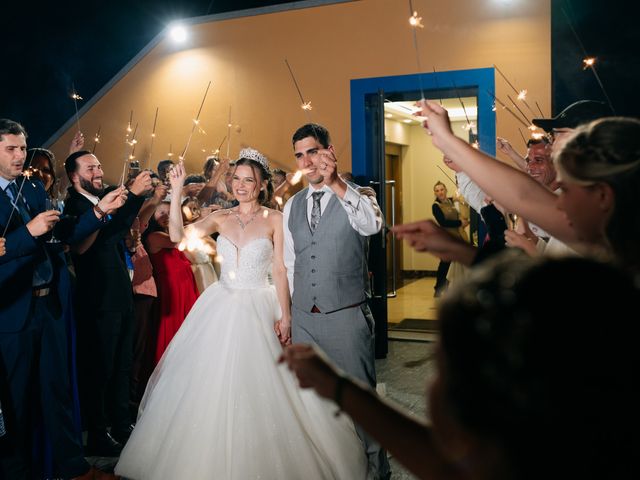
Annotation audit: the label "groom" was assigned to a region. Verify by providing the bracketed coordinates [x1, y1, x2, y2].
[283, 123, 390, 479]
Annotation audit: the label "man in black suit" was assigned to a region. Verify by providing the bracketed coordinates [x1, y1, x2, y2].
[0, 119, 126, 479]
[63, 150, 151, 456]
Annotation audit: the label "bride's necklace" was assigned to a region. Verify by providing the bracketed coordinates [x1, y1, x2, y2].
[233, 207, 261, 230]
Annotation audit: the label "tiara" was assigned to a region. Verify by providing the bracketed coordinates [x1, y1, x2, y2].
[238, 147, 269, 170]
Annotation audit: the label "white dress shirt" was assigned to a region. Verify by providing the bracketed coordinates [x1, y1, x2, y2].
[283, 183, 383, 294]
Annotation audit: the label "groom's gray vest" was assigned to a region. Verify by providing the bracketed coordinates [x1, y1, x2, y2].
[289, 188, 370, 313]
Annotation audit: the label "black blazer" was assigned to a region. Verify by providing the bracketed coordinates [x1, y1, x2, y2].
[0, 177, 103, 332]
[63, 186, 145, 313]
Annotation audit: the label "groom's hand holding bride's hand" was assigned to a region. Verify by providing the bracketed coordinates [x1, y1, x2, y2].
[275, 318, 292, 346]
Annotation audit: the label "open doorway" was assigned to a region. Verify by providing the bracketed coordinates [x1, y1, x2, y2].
[350, 68, 495, 351]
[383, 97, 478, 334]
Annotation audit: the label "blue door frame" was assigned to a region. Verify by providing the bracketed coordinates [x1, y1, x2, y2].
[349, 68, 495, 355]
[350, 67, 497, 176]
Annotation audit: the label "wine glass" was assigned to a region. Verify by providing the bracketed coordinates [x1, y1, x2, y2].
[45, 197, 64, 243]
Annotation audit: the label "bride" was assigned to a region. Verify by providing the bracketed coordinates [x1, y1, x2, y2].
[115, 148, 368, 479]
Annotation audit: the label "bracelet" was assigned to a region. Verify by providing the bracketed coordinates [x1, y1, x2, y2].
[93, 204, 106, 219]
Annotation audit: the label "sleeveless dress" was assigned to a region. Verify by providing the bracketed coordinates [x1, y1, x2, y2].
[115, 235, 369, 480]
[148, 247, 199, 363]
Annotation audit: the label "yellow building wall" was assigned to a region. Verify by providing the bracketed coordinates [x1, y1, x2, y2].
[48, 0, 551, 192]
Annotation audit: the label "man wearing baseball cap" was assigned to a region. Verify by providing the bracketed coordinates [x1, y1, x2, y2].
[532, 100, 614, 152]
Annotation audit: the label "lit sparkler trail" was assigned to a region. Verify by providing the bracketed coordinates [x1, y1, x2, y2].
[518, 128, 528, 148]
[120, 111, 135, 186]
[493, 64, 538, 118]
[560, 7, 615, 113]
[148, 107, 159, 169]
[506, 94, 531, 125]
[92, 125, 101, 154]
[408, 0, 425, 100]
[284, 59, 314, 118]
[226, 106, 232, 159]
[181, 81, 212, 161]
[436, 164, 456, 184]
[450, 79, 473, 133]
[487, 91, 530, 129]
[71, 83, 83, 132]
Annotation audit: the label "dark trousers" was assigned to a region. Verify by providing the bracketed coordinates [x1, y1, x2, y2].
[130, 294, 156, 416]
[434, 260, 451, 295]
[77, 308, 134, 434]
[0, 295, 89, 479]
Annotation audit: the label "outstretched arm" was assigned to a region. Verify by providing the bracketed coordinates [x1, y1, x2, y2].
[418, 100, 576, 244]
[497, 137, 527, 171]
[392, 219, 477, 266]
[279, 344, 465, 480]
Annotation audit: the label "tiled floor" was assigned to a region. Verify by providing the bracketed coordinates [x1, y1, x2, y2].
[376, 340, 437, 480]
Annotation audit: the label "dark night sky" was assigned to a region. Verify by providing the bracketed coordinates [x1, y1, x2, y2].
[1, 0, 638, 147]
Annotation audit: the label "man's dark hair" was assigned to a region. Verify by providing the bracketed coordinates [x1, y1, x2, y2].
[0, 118, 27, 140]
[64, 150, 92, 178]
[157, 159, 174, 175]
[526, 137, 550, 147]
[272, 168, 286, 177]
[292, 123, 331, 148]
[184, 174, 206, 185]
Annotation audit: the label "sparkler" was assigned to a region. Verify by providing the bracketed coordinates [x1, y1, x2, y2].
[284, 59, 314, 116]
[407, 0, 425, 100]
[450, 79, 474, 136]
[432, 67, 443, 106]
[71, 83, 83, 132]
[92, 125, 101, 154]
[493, 64, 538, 118]
[436, 164, 456, 184]
[535, 101, 545, 118]
[506, 94, 531, 125]
[226, 106, 232, 159]
[147, 107, 159, 169]
[561, 7, 615, 113]
[181, 81, 212, 162]
[518, 128, 528, 148]
[121, 122, 139, 185]
[487, 91, 530, 129]
[119, 111, 135, 186]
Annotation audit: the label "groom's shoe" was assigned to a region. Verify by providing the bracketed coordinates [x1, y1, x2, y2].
[110, 423, 135, 444]
[86, 430, 124, 457]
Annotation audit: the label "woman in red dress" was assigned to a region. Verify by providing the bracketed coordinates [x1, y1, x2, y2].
[143, 201, 199, 363]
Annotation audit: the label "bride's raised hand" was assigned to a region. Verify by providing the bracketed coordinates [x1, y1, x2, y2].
[169, 161, 187, 190]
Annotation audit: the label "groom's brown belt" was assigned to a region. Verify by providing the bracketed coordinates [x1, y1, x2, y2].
[310, 301, 365, 314]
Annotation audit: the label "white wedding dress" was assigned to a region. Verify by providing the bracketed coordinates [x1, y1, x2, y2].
[115, 235, 369, 479]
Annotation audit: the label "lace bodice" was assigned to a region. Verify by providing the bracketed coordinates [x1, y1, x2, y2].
[217, 235, 273, 289]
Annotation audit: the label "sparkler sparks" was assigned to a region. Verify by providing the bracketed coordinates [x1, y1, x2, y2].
[290, 170, 304, 185]
[582, 57, 596, 69]
[517, 89, 528, 101]
[409, 11, 423, 28]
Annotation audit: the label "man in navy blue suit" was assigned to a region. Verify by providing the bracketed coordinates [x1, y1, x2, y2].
[0, 119, 126, 479]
